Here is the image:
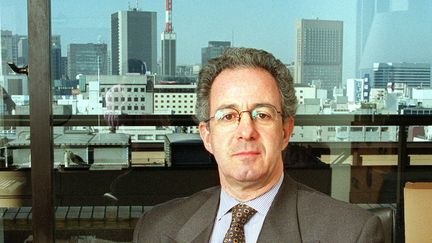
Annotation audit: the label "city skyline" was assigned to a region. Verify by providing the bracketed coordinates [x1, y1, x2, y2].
[1, 0, 357, 79]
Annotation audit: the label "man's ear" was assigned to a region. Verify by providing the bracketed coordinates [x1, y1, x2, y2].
[282, 117, 294, 150]
[199, 122, 213, 154]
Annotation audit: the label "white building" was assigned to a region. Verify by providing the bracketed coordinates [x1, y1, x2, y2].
[153, 83, 196, 115]
[347, 78, 368, 104]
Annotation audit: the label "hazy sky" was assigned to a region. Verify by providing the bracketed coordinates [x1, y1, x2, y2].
[1, 0, 356, 78]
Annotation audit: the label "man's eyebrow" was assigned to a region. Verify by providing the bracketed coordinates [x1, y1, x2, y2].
[214, 103, 275, 111]
[214, 104, 239, 110]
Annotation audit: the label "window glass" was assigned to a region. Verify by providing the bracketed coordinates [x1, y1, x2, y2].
[0, 0, 31, 242]
[0, 0, 428, 241]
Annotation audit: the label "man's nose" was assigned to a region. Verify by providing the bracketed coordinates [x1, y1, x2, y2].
[235, 111, 258, 140]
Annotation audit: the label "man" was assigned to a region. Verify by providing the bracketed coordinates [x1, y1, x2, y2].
[133, 48, 384, 242]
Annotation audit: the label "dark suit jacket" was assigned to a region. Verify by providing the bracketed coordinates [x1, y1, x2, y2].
[133, 175, 384, 243]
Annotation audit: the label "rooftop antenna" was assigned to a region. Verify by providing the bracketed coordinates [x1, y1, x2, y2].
[231, 30, 234, 47]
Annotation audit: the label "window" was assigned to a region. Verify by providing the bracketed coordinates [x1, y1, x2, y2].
[10, 1, 432, 242]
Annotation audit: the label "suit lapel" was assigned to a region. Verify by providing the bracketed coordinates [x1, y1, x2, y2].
[258, 175, 303, 242]
[173, 188, 220, 243]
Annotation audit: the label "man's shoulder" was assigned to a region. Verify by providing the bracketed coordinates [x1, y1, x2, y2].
[134, 185, 220, 240]
[293, 182, 384, 242]
[296, 182, 372, 219]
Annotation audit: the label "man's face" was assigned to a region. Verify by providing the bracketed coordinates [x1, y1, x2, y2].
[199, 67, 294, 190]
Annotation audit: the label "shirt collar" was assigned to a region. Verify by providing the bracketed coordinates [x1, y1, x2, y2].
[216, 173, 284, 220]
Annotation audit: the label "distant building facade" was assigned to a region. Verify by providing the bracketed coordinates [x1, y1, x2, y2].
[152, 83, 196, 115]
[111, 9, 157, 75]
[67, 43, 108, 79]
[295, 19, 343, 98]
[201, 41, 231, 66]
[161, 33, 176, 76]
[373, 62, 431, 89]
[0, 30, 13, 76]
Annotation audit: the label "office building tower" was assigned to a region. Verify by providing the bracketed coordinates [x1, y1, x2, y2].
[61, 56, 68, 80]
[161, 0, 176, 77]
[111, 9, 157, 75]
[373, 62, 431, 89]
[67, 43, 108, 80]
[50, 35, 62, 80]
[295, 19, 343, 99]
[52, 43, 62, 80]
[17, 37, 28, 66]
[0, 30, 13, 76]
[201, 41, 231, 65]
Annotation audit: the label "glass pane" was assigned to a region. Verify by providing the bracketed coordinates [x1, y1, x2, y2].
[49, 0, 432, 242]
[1, 0, 31, 242]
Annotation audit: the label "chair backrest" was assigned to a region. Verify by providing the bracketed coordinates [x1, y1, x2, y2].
[368, 207, 395, 243]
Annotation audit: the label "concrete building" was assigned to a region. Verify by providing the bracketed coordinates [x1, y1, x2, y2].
[67, 43, 108, 79]
[176, 64, 200, 77]
[0, 74, 28, 96]
[295, 19, 343, 98]
[201, 41, 231, 65]
[373, 62, 431, 89]
[152, 83, 196, 115]
[347, 78, 369, 103]
[111, 9, 157, 75]
[412, 87, 432, 107]
[83, 75, 153, 115]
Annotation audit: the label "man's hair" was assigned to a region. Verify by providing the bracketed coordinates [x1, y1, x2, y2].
[195, 47, 297, 122]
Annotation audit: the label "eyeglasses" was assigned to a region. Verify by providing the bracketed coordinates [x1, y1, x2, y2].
[205, 104, 282, 130]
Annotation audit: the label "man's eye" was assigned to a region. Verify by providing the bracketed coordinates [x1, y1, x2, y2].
[222, 113, 237, 121]
[255, 112, 272, 120]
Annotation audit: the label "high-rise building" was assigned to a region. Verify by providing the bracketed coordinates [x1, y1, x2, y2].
[17, 37, 28, 66]
[295, 19, 343, 99]
[201, 41, 231, 65]
[373, 62, 431, 89]
[0, 30, 13, 76]
[161, 0, 176, 77]
[111, 9, 157, 75]
[67, 43, 108, 80]
[50, 35, 62, 80]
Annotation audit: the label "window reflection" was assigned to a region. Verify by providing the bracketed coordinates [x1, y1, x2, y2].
[1, 0, 432, 242]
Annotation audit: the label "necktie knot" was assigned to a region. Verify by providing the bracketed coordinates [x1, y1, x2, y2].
[223, 204, 257, 243]
[231, 204, 257, 226]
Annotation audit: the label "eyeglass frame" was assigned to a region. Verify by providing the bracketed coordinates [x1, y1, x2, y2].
[204, 103, 284, 128]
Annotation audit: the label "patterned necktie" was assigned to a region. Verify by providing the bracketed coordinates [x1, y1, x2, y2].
[223, 203, 257, 243]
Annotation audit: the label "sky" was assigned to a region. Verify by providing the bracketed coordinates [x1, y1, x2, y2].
[1, 0, 356, 79]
